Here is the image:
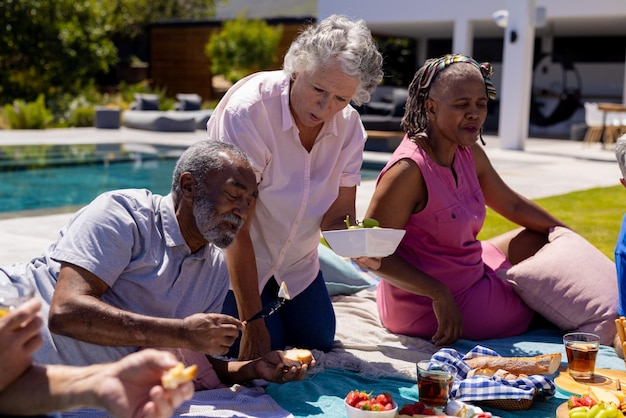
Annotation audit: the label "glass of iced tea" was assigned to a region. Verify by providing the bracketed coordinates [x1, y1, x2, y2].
[0, 282, 34, 318]
[417, 360, 457, 407]
[563, 332, 600, 380]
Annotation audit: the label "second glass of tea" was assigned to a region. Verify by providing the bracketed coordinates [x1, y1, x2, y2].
[417, 360, 457, 407]
[563, 332, 600, 380]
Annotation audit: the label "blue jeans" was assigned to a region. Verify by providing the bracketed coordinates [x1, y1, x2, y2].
[221, 271, 336, 357]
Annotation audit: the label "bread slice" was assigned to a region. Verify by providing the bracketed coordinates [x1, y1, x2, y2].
[464, 353, 561, 375]
[161, 362, 198, 389]
[283, 348, 313, 365]
[467, 368, 528, 380]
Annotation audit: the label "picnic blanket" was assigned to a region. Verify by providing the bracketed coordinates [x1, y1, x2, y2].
[65, 286, 624, 417]
[265, 289, 624, 418]
[155, 287, 618, 418]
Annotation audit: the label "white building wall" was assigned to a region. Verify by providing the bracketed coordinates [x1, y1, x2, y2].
[318, 0, 626, 147]
[318, 0, 625, 22]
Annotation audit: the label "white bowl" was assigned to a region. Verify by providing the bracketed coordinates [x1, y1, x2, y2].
[322, 228, 405, 258]
[345, 400, 398, 418]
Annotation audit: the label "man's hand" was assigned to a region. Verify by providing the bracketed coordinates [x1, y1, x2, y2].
[238, 320, 271, 360]
[96, 349, 193, 418]
[182, 313, 243, 355]
[0, 297, 42, 392]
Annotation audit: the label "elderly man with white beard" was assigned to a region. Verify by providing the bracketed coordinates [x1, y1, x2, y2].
[0, 140, 259, 366]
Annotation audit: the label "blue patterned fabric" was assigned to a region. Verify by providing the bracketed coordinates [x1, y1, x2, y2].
[431, 346, 556, 402]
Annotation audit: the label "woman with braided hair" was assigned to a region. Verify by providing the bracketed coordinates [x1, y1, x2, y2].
[359, 54, 567, 346]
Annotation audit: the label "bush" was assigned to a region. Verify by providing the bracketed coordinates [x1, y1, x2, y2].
[64, 94, 96, 127]
[0, 81, 184, 129]
[1, 94, 52, 129]
[69, 105, 95, 127]
[206, 14, 283, 83]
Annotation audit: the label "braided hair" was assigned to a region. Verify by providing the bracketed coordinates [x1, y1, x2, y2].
[401, 54, 497, 141]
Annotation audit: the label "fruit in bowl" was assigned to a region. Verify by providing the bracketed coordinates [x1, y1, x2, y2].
[344, 390, 398, 418]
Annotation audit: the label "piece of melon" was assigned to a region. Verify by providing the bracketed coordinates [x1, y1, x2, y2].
[588, 386, 621, 406]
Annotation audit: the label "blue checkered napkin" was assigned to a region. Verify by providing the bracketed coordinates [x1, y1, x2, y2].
[431, 346, 556, 402]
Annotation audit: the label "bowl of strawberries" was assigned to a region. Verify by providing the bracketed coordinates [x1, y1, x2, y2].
[344, 390, 398, 418]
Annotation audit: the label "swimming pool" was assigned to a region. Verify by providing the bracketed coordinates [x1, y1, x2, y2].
[0, 145, 382, 214]
[0, 158, 178, 213]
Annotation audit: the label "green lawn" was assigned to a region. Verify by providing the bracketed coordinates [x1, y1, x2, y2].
[478, 185, 626, 260]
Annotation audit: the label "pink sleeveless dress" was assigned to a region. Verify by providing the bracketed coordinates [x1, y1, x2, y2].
[376, 137, 533, 340]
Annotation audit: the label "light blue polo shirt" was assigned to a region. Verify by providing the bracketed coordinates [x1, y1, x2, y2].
[0, 189, 229, 366]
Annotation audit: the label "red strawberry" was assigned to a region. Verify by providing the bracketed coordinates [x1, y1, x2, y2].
[567, 395, 581, 409]
[375, 392, 393, 406]
[399, 401, 426, 415]
[369, 402, 383, 411]
[399, 404, 418, 415]
[413, 402, 426, 413]
[345, 390, 369, 407]
[356, 400, 371, 410]
[579, 396, 596, 407]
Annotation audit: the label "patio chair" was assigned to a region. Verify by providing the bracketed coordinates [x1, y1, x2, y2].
[604, 110, 626, 145]
[583, 102, 604, 144]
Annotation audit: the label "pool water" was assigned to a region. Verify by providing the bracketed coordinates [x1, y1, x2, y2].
[0, 159, 382, 213]
[1, 159, 177, 213]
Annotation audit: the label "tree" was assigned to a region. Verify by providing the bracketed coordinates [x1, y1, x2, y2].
[205, 14, 283, 83]
[0, 0, 223, 103]
[0, 0, 117, 102]
[105, 0, 224, 41]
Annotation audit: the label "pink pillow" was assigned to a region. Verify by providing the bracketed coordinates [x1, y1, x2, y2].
[497, 226, 618, 345]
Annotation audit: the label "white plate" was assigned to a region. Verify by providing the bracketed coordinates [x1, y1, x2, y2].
[322, 228, 405, 258]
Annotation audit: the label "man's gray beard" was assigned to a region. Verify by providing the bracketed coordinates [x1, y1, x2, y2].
[193, 195, 242, 249]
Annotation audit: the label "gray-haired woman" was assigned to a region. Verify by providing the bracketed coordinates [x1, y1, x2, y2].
[207, 14, 383, 360]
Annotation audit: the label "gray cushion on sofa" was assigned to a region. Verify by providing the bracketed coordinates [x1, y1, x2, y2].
[123, 110, 196, 132]
[131, 94, 160, 111]
[175, 94, 202, 111]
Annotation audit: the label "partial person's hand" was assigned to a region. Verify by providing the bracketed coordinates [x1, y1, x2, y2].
[0, 297, 42, 392]
[96, 349, 193, 418]
[182, 313, 243, 356]
[353, 256, 382, 271]
[238, 320, 271, 361]
[252, 350, 314, 383]
[430, 289, 463, 346]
